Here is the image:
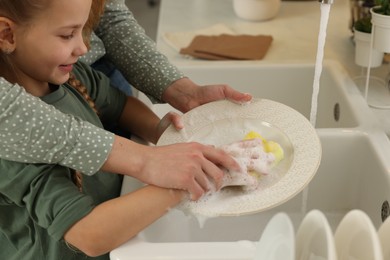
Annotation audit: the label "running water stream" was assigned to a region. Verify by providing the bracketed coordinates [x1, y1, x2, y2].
[302, 2, 332, 215]
[310, 3, 331, 127]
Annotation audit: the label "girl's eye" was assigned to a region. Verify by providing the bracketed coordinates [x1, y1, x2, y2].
[61, 34, 74, 40]
[61, 35, 73, 40]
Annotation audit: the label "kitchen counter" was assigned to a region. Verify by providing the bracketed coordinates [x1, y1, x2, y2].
[156, 0, 390, 134]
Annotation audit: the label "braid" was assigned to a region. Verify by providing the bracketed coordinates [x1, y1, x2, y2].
[67, 73, 99, 115]
[71, 170, 83, 192]
[67, 73, 100, 191]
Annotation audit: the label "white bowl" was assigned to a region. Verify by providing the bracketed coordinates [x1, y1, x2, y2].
[233, 0, 281, 21]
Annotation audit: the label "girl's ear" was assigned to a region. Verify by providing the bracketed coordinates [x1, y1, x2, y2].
[0, 17, 16, 54]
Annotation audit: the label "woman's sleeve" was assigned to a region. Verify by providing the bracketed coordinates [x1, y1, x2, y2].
[95, 0, 185, 103]
[0, 78, 114, 175]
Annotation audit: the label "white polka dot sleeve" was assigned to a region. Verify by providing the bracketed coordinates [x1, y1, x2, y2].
[95, 0, 185, 103]
[0, 78, 114, 175]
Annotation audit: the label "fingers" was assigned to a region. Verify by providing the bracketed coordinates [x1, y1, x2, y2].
[187, 180, 205, 201]
[221, 85, 253, 104]
[167, 111, 184, 130]
[160, 111, 183, 130]
[200, 160, 224, 191]
[179, 167, 211, 201]
[200, 145, 241, 187]
[156, 112, 183, 143]
[186, 164, 223, 199]
[187, 160, 225, 199]
[178, 143, 233, 199]
[186, 149, 222, 199]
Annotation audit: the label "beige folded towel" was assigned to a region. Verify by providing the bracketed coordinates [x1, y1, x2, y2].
[180, 34, 273, 60]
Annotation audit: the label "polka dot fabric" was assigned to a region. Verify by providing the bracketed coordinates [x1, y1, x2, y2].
[94, 0, 185, 103]
[81, 33, 107, 65]
[0, 0, 182, 174]
[0, 79, 114, 175]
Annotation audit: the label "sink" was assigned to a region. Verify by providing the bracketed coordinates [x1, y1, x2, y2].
[112, 131, 390, 259]
[111, 61, 390, 260]
[146, 60, 377, 130]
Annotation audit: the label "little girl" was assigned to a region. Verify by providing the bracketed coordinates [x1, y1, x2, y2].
[0, 0, 233, 259]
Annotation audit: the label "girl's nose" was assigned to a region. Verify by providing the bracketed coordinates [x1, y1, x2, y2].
[73, 35, 88, 57]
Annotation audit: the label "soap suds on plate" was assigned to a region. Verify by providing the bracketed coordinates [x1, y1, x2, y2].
[178, 131, 285, 220]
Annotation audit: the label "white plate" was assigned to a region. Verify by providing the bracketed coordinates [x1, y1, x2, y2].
[378, 216, 390, 260]
[157, 99, 321, 216]
[334, 209, 383, 260]
[296, 209, 337, 260]
[254, 212, 295, 260]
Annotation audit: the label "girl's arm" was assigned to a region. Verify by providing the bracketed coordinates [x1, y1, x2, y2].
[116, 95, 183, 144]
[117, 96, 161, 144]
[63, 185, 184, 257]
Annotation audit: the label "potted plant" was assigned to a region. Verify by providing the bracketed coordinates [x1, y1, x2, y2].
[353, 6, 384, 67]
[370, 0, 390, 52]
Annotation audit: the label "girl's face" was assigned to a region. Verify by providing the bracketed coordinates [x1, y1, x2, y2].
[11, 0, 92, 96]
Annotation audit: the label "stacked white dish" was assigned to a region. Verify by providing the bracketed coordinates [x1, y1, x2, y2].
[296, 210, 336, 260]
[255, 212, 295, 260]
[256, 209, 387, 260]
[334, 210, 383, 260]
[379, 216, 390, 260]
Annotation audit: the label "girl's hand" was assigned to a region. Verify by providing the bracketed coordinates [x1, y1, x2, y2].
[155, 111, 183, 142]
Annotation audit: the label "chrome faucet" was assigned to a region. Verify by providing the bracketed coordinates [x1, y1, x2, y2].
[319, 0, 334, 4]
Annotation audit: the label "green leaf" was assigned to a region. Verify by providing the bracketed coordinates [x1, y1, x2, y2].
[374, 0, 390, 15]
[354, 17, 372, 33]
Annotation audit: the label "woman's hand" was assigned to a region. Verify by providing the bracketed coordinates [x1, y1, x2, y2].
[162, 77, 252, 113]
[139, 142, 240, 200]
[103, 136, 240, 201]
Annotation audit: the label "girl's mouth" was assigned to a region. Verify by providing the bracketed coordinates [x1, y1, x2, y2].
[59, 64, 74, 73]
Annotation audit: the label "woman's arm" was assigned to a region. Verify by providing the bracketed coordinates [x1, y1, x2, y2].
[101, 135, 238, 200]
[0, 78, 113, 175]
[95, 0, 184, 103]
[95, 0, 252, 111]
[64, 185, 184, 257]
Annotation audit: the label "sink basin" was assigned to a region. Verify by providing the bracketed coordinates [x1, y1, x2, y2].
[111, 61, 390, 259]
[146, 60, 376, 130]
[112, 131, 390, 259]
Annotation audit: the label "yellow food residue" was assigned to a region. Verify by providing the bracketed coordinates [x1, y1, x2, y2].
[244, 131, 284, 164]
